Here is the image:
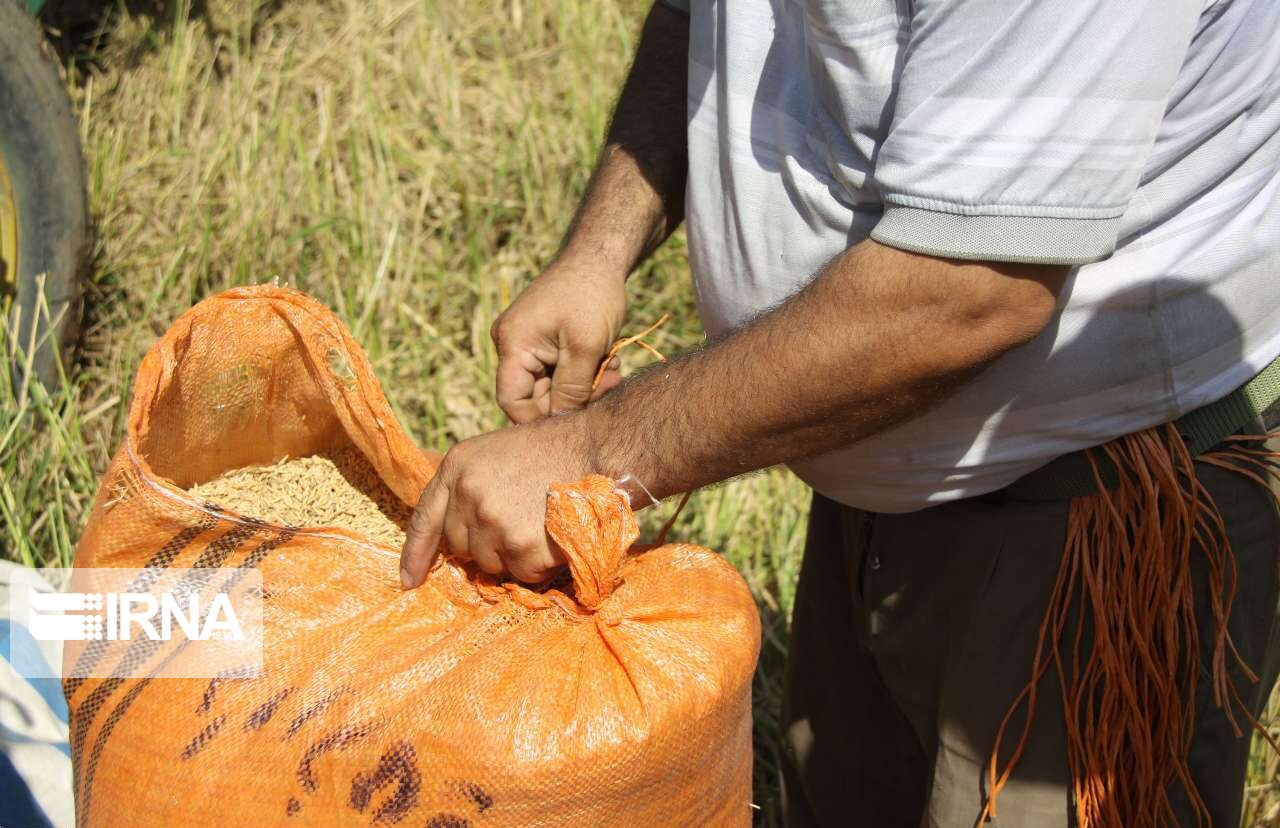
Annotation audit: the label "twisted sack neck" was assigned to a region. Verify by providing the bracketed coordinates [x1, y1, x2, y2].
[469, 475, 639, 614]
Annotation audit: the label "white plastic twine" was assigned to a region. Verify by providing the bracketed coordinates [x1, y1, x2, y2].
[613, 473, 661, 511]
[613, 473, 692, 548]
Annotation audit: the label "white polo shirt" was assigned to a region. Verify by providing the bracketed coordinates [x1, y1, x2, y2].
[661, 0, 1280, 512]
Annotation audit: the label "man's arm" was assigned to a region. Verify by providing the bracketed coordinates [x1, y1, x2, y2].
[585, 241, 1067, 501]
[490, 4, 689, 422]
[399, 240, 1066, 585]
[560, 2, 689, 275]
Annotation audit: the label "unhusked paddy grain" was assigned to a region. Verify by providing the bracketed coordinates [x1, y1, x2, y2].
[188, 446, 411, 547]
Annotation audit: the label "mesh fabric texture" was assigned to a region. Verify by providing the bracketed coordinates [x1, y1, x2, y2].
[66, 285, 760, 827]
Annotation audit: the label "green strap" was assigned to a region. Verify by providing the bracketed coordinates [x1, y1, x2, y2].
[1004, 356, 1280, 502]
[1178, 356, 1280, 456]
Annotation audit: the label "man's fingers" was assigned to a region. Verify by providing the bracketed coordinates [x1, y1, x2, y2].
[530, 377, 552, 417]
[503, 537, 560, 584]
[549, 345, 601, 414]
[468, 527, 505, 577]
[443, 503, 470, 562]
[496, 348, 549, 424]
[400, 479, 448, 589]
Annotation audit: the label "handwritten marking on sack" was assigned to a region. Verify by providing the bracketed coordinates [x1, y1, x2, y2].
[197, 665, 260, 714]
[424, 816, 471, 828]
[465, 783, 493, 814]
[244, 687, 294, 731]
[348, 741, 422, 824]
[443, 780, 494, 814]
[285, 687, 350, 739]
[182, 714, 227, 759]
[286, 798, 302, 817]
[297, 724, 371, 793]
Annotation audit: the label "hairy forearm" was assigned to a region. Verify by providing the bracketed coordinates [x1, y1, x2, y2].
[558, 4, 689, 277]
[583, 241, 1067, 499]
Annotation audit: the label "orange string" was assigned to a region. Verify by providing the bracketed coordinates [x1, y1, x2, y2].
[981, 424, 1279, 827]
[590, 313, 671, 393]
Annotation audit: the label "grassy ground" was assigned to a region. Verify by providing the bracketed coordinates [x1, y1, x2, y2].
[1, 0, 1277, 824]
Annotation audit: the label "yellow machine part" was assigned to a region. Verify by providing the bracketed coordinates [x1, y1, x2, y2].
[0, 149, 17, 297]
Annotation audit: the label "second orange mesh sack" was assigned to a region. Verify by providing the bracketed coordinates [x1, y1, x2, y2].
[67, 285, 761, 826]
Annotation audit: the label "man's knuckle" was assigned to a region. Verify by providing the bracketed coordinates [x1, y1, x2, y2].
[493, 324, 522, 354]
[452, 474, 478, 500]
[472, 501, 500, 526]
[508, 562, 546, 584]
[444, 442, 471, 466]
[563, 333, 604, 358]
[435, 460, 456, 483]
[507, 533, 542, 557]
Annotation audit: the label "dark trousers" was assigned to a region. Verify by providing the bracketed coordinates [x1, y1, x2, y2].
[780, 434, 1280, 827]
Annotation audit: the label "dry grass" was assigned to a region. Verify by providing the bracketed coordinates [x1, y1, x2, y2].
[1, 0, 1275, 823]
[3, 0, 804, 819]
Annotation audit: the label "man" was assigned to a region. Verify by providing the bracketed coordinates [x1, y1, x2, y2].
[400, 0, 1280, 824]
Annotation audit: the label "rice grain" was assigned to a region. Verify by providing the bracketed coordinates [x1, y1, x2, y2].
[188, 446, 411, 547]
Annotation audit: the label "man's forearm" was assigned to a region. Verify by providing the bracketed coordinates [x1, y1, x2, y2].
[583, 241, 1068, 499]
[401, 240, 1064, 586]
[557, 4, 689, 277]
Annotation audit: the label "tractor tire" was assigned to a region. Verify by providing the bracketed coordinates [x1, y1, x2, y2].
[0, 0, 89, 396]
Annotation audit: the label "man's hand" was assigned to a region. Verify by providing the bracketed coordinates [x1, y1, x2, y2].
[491, 261, 626, 423]
[399, 413, 594, 587]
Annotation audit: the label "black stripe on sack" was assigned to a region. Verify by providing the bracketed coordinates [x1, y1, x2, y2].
[72, 519, 264, 744]
[69, 519, 235, 785]
[194, 524, 296, 714]
[193, 518, 267, 569]
[77, 673, 160, 826]
[67, 515, 251, 695]
[75, 527, 295, 826]
[107, 521, 265, 679]
[69, 676, 123, 805]
[65, 516, 220, 699]
[239, 525, 291, 570]
[99, 518, 272, 686]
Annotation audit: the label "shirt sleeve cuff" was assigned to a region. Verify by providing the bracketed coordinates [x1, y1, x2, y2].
[655, 0, 691, 16]
[870, 206, 1122, 266]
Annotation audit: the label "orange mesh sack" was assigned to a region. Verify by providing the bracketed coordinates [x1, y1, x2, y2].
[67, 285, 761, 826]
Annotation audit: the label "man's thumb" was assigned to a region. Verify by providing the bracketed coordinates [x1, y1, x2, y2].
[549, 346, 599, 414]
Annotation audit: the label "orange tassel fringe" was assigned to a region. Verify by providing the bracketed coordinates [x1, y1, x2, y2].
[982, 423, 1280, 827]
